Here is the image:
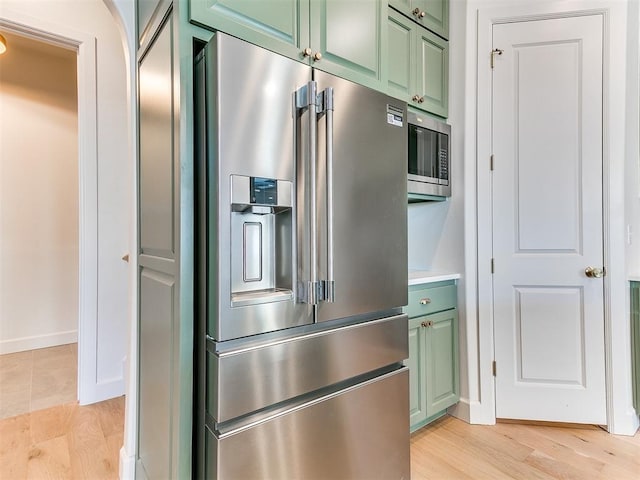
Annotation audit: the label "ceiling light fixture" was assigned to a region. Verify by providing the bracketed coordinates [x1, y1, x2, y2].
[0, 34, 6, 55]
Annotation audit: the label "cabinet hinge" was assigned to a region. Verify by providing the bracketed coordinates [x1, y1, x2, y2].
[491, 258, 495, 274]
[491, 48, 504, 69]
[490, 154, 494, 171]
[492, 361, 497, 376]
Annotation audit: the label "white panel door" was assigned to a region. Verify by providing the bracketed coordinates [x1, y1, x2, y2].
[492, 15, 606, 424]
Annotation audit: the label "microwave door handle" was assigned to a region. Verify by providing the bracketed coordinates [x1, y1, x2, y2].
[323, 87, 335, 303]
[295, 81, 320, 305]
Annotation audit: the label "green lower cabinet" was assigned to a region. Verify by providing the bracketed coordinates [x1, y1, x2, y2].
[405, 281, 459, 432]
[407, 316, 428, 427]
[425, 309, 459, 417]
[386, 8, 448, 117]
[189, 0, 385, 91]
[631, 282, 640, 415]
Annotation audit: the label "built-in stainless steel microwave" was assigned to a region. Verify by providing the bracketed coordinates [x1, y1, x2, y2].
[407, 111, 451, 197]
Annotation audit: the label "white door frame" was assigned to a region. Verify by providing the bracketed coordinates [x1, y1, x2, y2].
[473, 0, 638, 434]
[0, 11, 100, 405]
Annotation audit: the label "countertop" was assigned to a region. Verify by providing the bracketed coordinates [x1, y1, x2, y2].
[409, 270, 461, 285]
[630, 275, 640, 282]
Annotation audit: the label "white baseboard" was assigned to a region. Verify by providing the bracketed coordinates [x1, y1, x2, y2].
[0, 330, 78, 355]
[450, 398, 496, 425]
[119, 446, 136, 480]
[448, 397, 471, 422]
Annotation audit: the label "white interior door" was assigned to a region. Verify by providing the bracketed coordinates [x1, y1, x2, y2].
[492, 15, 606, 424]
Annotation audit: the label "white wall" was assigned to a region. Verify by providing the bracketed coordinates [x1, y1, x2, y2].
[0, 34, 79, 353]
[0, 0, 130, 398]
[626, 0, 640, 280]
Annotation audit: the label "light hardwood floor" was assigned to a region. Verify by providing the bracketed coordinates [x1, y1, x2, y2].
[1, 403, 638, 479]
[0, 396, 123, 480]
[411, 415, 640, 479]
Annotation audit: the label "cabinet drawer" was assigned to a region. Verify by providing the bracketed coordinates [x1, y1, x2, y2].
[406, 284, 456, 317]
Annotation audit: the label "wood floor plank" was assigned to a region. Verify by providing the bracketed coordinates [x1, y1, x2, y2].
[440, 420, 556, 480]
[523, 422, 640, 474]
[411, 416, 640, 480]
[29, 402, 76, 444]
[66, 405, 117, 480]
[26, 436, 71, 480]
[492, 423, 606, 479]
[0, 414, 30, 480]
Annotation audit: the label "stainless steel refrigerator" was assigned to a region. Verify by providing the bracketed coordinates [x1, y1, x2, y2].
[195, 32, 409, 479]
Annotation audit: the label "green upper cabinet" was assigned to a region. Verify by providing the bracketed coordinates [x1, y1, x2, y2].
[386, 9, 448, 117]
[309, 0, 385, 91]
[415, 25, 448, 117]
[189, 0, 384, 91]
[387, 8, 414, 102]
[189, 0, 310, 61]
[389, 0, 449, 39]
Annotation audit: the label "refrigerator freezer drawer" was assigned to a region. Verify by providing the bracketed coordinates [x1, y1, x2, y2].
[208, 313, 408, 423]
[206, 368, 410, 480]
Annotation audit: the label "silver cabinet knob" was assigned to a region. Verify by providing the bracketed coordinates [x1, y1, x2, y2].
[412, 94, 420, 102]
[419, 298, 431, 305]
[585, 266, 605, 278]
[418, 96, 425, 103]
[419, 11, 426, 18]
[313, 52, 322, 61]
[412, 7, 420, 16]
[302, 47, 312, 57]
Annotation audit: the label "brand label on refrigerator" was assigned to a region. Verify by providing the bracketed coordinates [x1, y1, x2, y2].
[386, 105, 404, 127]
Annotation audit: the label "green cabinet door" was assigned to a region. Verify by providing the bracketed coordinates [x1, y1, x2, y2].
[631, 282, 640, 415]
[389, 0, 449, 39]
[385, 9, 449, 117]
[415, 27, 448, 118]
[413, 0, 449, 39]
[425, 308, 459, 417]
[407, 316, 428, 428]
[189, 0, 311, 61]
[387, 8, 414, 102]
[309, 0, 385, 91]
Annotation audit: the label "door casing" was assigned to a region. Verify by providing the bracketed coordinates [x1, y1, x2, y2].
[471, 0, 639, 434]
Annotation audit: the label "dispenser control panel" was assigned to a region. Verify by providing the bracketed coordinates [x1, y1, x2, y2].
[250, 177, 277, 205]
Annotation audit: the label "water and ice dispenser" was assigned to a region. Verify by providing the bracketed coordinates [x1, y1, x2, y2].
[230, 174, 293, 307]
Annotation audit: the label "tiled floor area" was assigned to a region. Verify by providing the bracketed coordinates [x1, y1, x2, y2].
[0, 344, 77, 420]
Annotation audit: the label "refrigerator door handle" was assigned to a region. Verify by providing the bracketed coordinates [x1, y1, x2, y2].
[322, 87, 335, 303]
[295, 81, 321, 305]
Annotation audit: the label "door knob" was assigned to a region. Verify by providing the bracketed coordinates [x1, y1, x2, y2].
[302, 47, 312, 57]
[412, 94, 420, 102]
[419, 298, 431, 305]
[313, 52, 322, 61]
[418, 96, 425, 103]
[585, 266, 605, 278]
[419, 10, 426, 18]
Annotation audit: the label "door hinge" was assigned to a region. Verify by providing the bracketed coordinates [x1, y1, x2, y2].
[491, 48, 504, 69]
[492, 361, 497, 376]
[491, 258, 495, 274]
[490, 154, 494, 171]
